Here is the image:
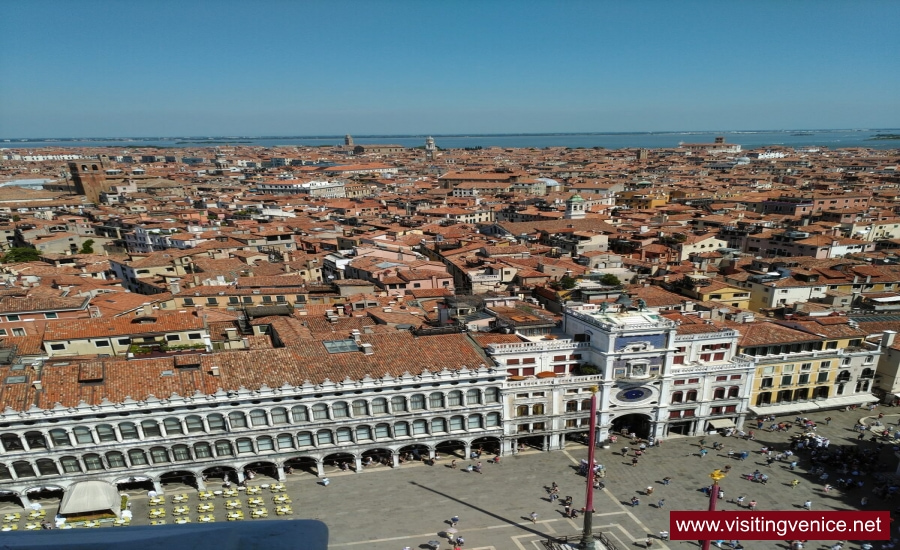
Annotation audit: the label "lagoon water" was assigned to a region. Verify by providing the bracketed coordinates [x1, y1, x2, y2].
[2, 129, 899, 150]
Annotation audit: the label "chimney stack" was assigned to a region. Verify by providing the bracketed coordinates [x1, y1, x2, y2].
[883, 330, 897, 349]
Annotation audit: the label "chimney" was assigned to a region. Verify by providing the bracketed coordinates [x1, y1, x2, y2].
[210, 366, 220, 376]
[225, 327, 239, 341]
[883, 330, 897, 348]
[351, 329, 361, 343]
[360, 343, 374, 355]
[169, 280, 181, 294]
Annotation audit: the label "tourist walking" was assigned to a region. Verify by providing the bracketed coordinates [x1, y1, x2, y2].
[657, 499, 665, 509]
[803, 500, 812, 510]
[631, 496, 640, 507]
[529, 511, 538, 524]
[632, 457, 639, 467]
[646, 486, 654, 496]
[736, 495, 745, 507]
[790, 479, 800, 489]
[451, 515, 459, 527]
[748, 500, 757, 510]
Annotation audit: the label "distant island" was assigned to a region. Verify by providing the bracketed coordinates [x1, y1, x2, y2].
[867, 134, 900, 141]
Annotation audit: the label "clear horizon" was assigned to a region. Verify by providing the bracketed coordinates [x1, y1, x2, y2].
[2, 0, 898, 138]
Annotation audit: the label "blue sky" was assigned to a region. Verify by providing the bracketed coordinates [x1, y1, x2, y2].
[1, 0, 898, 137]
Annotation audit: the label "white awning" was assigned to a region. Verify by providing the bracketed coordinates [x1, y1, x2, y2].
[750, 401, 818, 416]
[708, 418, 736, 430]
[816, 394, 877, 409]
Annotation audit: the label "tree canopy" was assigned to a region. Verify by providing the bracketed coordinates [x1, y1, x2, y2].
[2, 247, 40, 263]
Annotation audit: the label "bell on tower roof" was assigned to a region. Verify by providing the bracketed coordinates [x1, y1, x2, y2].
[614, 293, 633, 309]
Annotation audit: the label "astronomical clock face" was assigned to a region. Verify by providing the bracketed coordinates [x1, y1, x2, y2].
[615, 387, 651, 403]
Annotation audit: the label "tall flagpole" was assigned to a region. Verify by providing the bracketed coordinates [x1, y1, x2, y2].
[701, 469, 727, 550]
[581, 385, 599, 548]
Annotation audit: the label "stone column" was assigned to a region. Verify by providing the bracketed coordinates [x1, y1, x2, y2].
[276, 466, 286, 482]
[391, 452, 400, 468]
[152, 480, 163, 494]
[235, 471, 245, 484]
[354, 457, 362, 472]
[463, 442, 472, 459]
[195, 476, 207, 491]
[316, 461, 325, 478]
[17, 493, 31, 509]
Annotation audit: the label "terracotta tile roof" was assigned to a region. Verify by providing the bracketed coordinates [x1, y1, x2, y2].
[44, 311, 206, 341]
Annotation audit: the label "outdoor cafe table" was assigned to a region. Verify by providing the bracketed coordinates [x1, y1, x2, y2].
[149, 496, 165, 506]
[172, 494, 189, 504]
[198, 514, 215, 523]
[273, 495, 291, 504]
[250, 508, 268, 519]
[149, 508, 165, 519]
[175, 517, 191, 525]
[270, 483, 285, 492]
[197, 503, 214, 513]
[223, 489, 238, 498]
[84, 521, 100, 528]
[199, 491, 214, 501]
[173, 506, 189, 516]
[225, 500, 241, 510]
[24, 523, 40, 530]
[248, 497, 263, 507]
[1, 525, 18, 532]
[150, 520, 166, 526]
[226, 511, 243, 521]
[275, 505, 293, 516]
[246, 486, 261, 495]
[3, 514, 19, 522]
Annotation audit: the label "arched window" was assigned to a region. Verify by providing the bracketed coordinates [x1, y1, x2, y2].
[163, 417, 184, 435]
[409, 394, 426, 410]
[486, 412, 501, 427]
[292, 405, 310, 422]
[671, 392, 683, 404]
[83, 454, 104, 471]
[356, 425, 372, 441]
[0, 434, 23, 451]
[73, 426, 94, 444]
[0, 464, 10, 481]
[371, 398, 388, 415]
[485, 388, 500, 403]
[449, 415, 465, 431]
[150, 447, 170, 463]
[532, 404, 545, 415]
[228, 411, 247, 429]
[516, 405, 530, 417]
[141, 420, 161, 438]
[193, 442, 213, 459]
[185, 415, 205, 433]
[861, 368, 875, 378]
[297, 432, 314, 447]
[257, 436, 274, 452]
[352, 400, 368, 417]
[207, 414, 226, 431]
[311, 404, 329, 420]
[466, 389, 482, 405]
[128, 449, 148, 466]
[249, 409, 268, 427]
[336, 428, 353, 443]
[391, 396, 408, 412]
[727, 386, 740, 398]
[429, 392, 445, 409]
[271, 407, 288, 425]
[447, 391, 463, 407]
[105, 452, 126, 469]
[50, 429, 71, 447]
[686, 390, 698, 402]
[836, 370, 851, 383]
[172, 445, 192, 461]
[236, 438, 254, 454]
[394, 422, 409, 437]
[13, 461, 36, 477]
[36, 458, 59, 475]
[24, 431, 47, 449]
[96, 424, 117, 442]
[431, 418, 447, 433]
[374, 423, 391, 439]
[60, 456, 82, 473]
[316, 430, 334, 445]
[713, 387, 726, 400]
[118, 422, 139, 440]
[332, 401, 349, 419]
[214, 440, 234, 457]
[412, 419, 428, 435]
[277, 434, 295, 450]
[468, 415, 483, 429]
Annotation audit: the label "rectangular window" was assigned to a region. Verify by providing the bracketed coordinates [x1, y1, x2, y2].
[782, 365, 795, 373]
[760, 377, 773, 388]
[6, 315, 20, 322]
[714, 352, 725, 361]
[817, 372, 829, 383]
[410, 395, 426, 410]
[297, 433, 313, 447]
[94, 340, 110, 347]
[50, 343, 66, 351]
[522, 358, 536, 364]
[117, 338, 130, 345]
[45, 312, 58, 319]
[730, 374, 741, 380]
[715, 375, 728, 381]
[277, 434, 295, 449]
[820, 361, 831, 369]
[688, 378, 699, 384]
[188, 333, 202, 340]
[394, 423, 409, 437]
[229, 297, 240, 304]
[507, 358, 520, 365]
[673, 379, 685, 385]
[762, 366, 775, 375]
[781, 375, 793, 386]
[182, 298, 194, 306]
[206, 298, 219, 306]
[166, 334, 181, 342]
[798, 374, 810, 385]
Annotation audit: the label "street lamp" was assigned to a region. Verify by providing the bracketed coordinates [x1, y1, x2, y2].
[581, 386, 599, 549]
[701, 469, 728, 550]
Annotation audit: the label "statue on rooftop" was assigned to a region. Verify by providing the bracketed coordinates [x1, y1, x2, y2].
[636, 298, 647, 311]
